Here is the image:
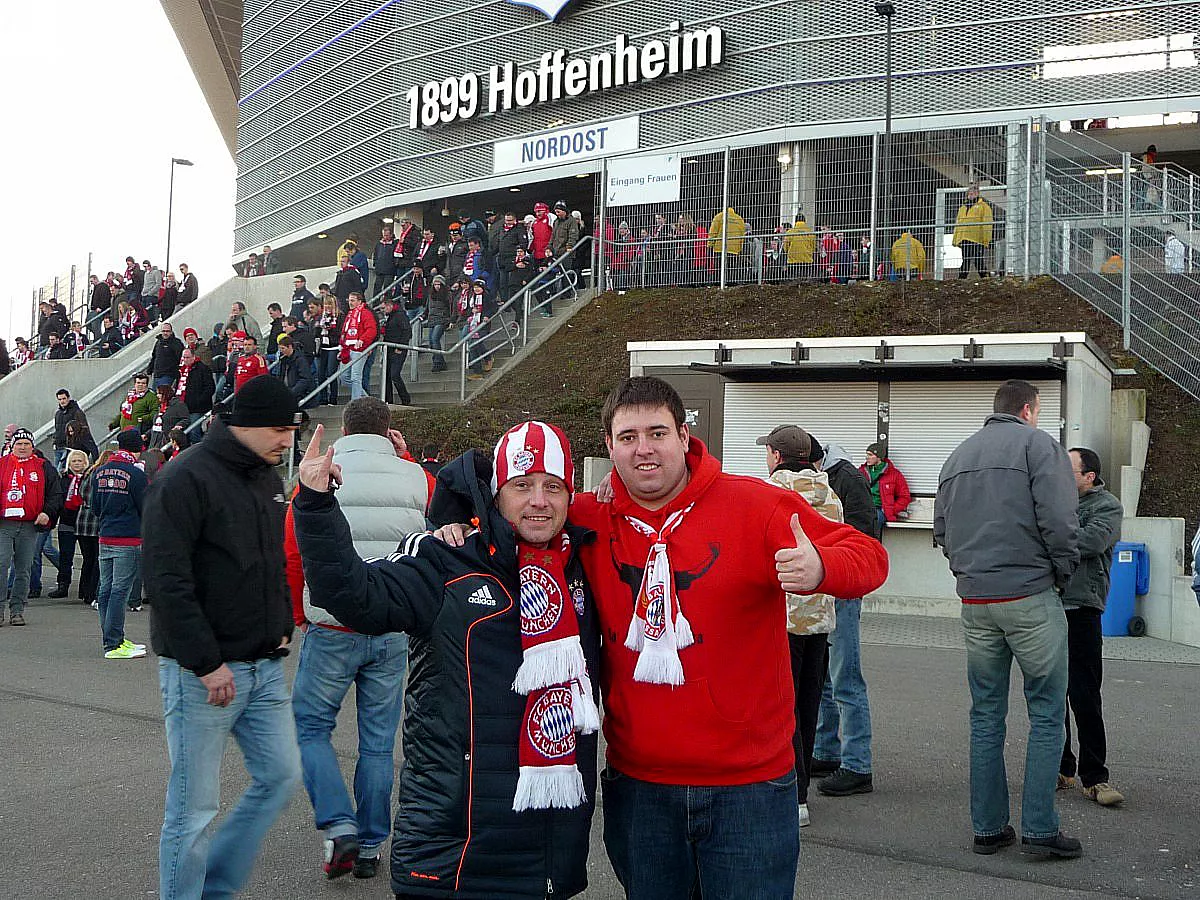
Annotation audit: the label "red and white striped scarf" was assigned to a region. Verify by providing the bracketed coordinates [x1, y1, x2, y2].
[512, 534, 599, 812]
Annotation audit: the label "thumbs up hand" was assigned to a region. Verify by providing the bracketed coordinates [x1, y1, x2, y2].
[775, 513, 825, 593]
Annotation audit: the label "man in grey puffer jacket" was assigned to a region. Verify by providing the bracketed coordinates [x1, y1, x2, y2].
[286, 397, 433, 880]
[935, 379, 1081, 859]
[1059, 447, 1124, 807]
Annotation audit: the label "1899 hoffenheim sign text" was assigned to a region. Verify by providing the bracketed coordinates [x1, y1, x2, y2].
[404, 22, 725, 130]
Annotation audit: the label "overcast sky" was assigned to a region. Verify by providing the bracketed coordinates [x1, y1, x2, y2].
[0, 0, 235, 343]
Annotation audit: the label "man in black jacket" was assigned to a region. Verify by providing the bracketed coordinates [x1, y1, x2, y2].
[88, 275, 113, 339]
[294, 420, 600, 900]
[495, 212, 530, 304]
[378, 295, 412, 405]
[281, 316, 316, 359]
[276, 336, 316, 405]
[373, 226, 399, 300]
[806, 436, 879, 799]
[290, 275, 316, 319]
[177, 263, 199, 306]
[144, 376, 303, 900]
[53, 390, 94, 468]
[176, 348, 215, 437]
[97, 315, 123, 358]
[146, 322, 185, 388]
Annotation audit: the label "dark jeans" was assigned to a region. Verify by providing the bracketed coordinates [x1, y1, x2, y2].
[789, 632, 829, 804]
[958, 241, 989, 278]
[78, 536, 99, 602]
[384, 349, 410, 405]
[602, 766, 799, 900]
[1061, 606, 1109, 787]
[318, 349, 340, 404]
[57, 528, 77, 588]
[373, 273, 397, 302]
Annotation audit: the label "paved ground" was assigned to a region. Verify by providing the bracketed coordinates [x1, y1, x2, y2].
[0, 602, 1196, 899]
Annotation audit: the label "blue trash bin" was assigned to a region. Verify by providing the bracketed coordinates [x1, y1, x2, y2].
[1101, 541, 1150, 636]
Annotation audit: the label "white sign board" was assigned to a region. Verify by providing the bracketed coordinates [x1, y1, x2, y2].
[605, 152, 682, 205]
[494, 117, 639, 174]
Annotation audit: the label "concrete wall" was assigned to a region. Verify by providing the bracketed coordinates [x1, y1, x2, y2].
[0, 269, 335, 451]
[863, 525, 961, 616]
[1121, 516, 1200, 646]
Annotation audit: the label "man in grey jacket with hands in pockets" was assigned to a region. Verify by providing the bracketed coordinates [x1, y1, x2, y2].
[935, 379, 1081, 860]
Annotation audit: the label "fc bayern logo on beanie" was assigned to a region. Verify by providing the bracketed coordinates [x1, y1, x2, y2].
[492, 421, 574, 494]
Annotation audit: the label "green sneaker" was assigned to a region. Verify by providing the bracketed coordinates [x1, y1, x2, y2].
[121, 639, 147, 652]
[104, 644, 147, 660]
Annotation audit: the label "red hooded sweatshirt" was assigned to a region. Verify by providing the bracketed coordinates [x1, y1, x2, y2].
[570, 438, 888, 786]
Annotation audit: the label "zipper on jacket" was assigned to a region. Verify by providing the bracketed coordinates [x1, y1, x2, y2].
[546, 877, 554, 896]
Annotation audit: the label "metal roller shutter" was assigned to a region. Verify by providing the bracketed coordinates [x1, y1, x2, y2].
[887, 380, 1062, 495]
[722, 382, 879, 478]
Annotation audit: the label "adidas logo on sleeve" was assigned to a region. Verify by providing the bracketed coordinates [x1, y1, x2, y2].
[466, 585, 495, 606]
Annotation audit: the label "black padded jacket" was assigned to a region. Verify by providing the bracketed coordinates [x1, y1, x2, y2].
[292, 450, 600, 900]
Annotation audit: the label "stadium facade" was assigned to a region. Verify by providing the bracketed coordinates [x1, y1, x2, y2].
[165, 0, 1200, 265]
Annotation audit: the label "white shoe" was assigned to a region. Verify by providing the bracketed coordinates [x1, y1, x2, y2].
[798, 803, 811, 827]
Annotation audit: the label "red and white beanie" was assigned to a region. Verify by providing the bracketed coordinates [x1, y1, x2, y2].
[492, 421, 574, 495]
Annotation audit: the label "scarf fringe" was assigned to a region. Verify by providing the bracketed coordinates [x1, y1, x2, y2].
[633, 649, 685, 686]
[623, 614, 644, 651]
[674, 610, 695, 649]
[512, 636, 587, 694]
[513, 764, 586, 811]
[571, 679, 601, 734]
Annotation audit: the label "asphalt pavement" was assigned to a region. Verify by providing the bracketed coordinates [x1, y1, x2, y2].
[0, 599, 1196, 899]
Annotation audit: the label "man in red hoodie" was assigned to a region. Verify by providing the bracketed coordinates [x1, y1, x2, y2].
[570, 376, 888, 899]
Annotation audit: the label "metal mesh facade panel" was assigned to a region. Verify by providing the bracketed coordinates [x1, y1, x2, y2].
[235, 0, 1200, 251]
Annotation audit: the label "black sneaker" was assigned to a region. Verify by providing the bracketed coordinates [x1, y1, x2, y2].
[1021, 832, 1083, 859]
[352, 856, 379, 879]
[47, 586, 69, 599]
[818, 768, 873, 796]
[27, 588, 41, 599]
[10, 614, 26, 626]
[810, 757, 840, 778]
[973, 824, 1016, 855]
[323, 835, 359, 879]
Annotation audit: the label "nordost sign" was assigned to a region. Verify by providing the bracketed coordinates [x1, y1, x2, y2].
[404, 22, 725, 130]
[494, 117, 640, 173]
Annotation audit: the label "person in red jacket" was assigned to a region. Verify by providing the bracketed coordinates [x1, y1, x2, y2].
[234, 333, 268, 393]
[859, 441, 912, 535]
[571, 377, 888, 899]
[338, 291, 378, 401]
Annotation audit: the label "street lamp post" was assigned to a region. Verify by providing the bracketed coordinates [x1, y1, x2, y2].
[874, 2, 895, 259]
[166, 157, 194, 272]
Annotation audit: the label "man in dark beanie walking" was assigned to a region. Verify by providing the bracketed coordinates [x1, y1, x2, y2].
[144, 375, 304, 899]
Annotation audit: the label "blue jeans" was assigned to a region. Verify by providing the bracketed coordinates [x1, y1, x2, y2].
[97, 544, 140, 651]
[603, 767, 799, 899]
[815, 598, 873, 773]
[961, 588, 1068, 839]
[318, 350, 340, 404]
[159, 656, 302, 900]
[0, 521, 38, 616]
[338, 349, 368, 400]
[7, 528, 59, 594]
[292, 627, 408, 853]
[361, 347, 376, 394]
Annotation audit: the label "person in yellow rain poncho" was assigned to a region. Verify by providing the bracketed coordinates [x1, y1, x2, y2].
[785, 215, 817, 280]
[890, 232, 926, 280]
[952, 185, 993, 279]
[708, 206, 747, 280]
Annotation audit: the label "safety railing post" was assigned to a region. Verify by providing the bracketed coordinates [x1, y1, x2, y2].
[719, 147, 730, 290]
[1121, 151, 1132, 351]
